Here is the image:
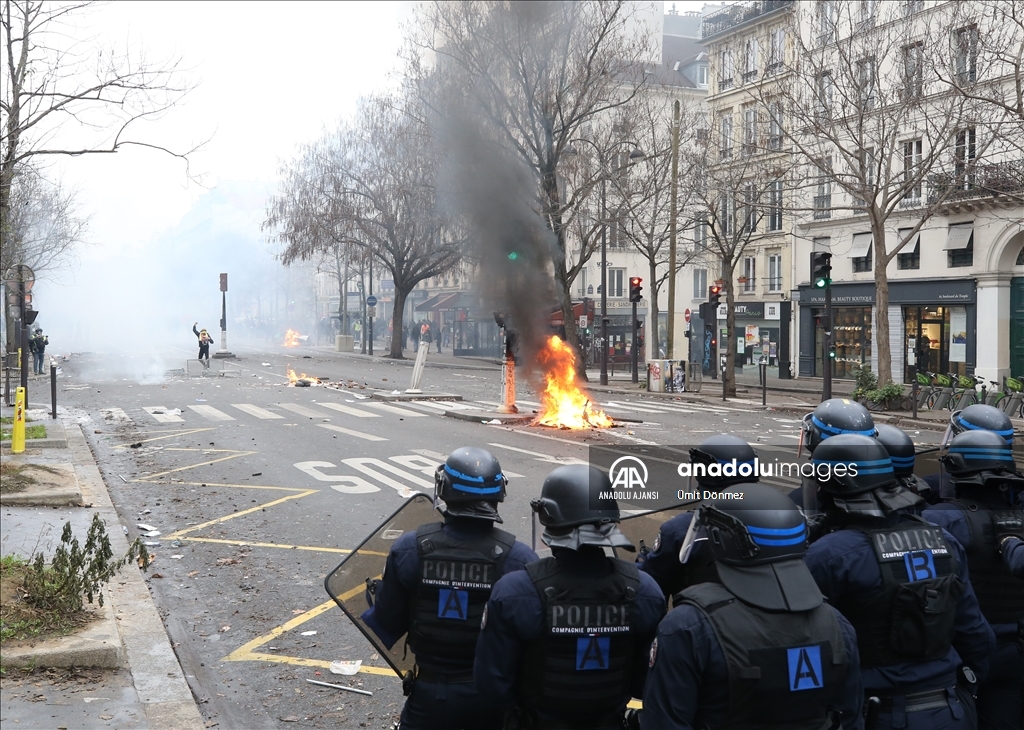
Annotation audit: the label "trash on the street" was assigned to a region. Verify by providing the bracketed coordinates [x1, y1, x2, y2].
[171, 554, 184, 559]
[305, 679, 372, 697]
[143, 530, 161, 537]
[143, 541, 161, 547]
[330, 660, 362, 675]
[484, 419, 501, 424]
[300, 630, 317, 636]
[137, 523, 156, 531]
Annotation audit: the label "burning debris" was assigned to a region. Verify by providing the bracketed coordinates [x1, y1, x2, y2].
[282, 329, 306, 348]
[534, 336, 613, 429]
[287, 367, 322, 387]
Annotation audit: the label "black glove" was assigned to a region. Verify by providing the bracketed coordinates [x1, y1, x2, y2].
[364, 577, 381, 608]
[623, 708, 641, 730]
[635, 539, 651, 566]
[806, 513, 834, 543]
[993, 512, 1024, 551]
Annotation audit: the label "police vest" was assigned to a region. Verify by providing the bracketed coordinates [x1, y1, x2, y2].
[518, 557, 640, 724]
[950, 497, 1024, 625]
[838, 517, 963, 668]
[408, 522, 514, 662]
[682, 582, 847, 730]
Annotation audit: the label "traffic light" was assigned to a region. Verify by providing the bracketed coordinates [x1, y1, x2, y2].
[708, 284, 722, 307]
[811, 252, 833, 289]
[508, 251, 519, 261]
[829, 345, 836, 359]
[629, 277, 643, 303]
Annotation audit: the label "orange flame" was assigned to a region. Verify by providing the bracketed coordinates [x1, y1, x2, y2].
[283, 329, 301, 347]
[286, 367, 319, 386]
[534, 336, 613, 429]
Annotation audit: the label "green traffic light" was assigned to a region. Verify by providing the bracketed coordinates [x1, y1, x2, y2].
[814, 277, 832, 288]
[508, 252, 518, 261]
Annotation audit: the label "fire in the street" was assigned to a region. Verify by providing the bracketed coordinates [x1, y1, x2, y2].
[283, 329, 301, 347]
[535, 336, 613, 429]
[286, 367, 319, 387]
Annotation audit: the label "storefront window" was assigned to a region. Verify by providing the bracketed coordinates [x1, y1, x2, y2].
[814, 306, 872, 378]
[903, 306, 967, 381]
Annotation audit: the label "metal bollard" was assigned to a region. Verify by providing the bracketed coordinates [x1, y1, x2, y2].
[760, 357, 767, 406]
[51, 361, 58, 420]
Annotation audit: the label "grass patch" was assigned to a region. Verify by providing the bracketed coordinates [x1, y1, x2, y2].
[0, 463, 63, 494]
[1, 556, 92, 643]
[1, 424, 47, 441]
[0, 416, 35, 425]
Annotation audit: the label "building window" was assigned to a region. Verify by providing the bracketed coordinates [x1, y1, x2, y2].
[953, 25, 979, 84]
[903, 139, 923, 203]
[767, 179, 783, 231]
[816, 72, 833, 120]
[1017, 247, 1024, 266]
[814, 158, 832, 219]
[768, 253, 783, 292]
[742, 181, 758, 233]
[905, 0, 923, 16]
[743, 106, 758, 154]
[768, 28, 785, 74]
[946, 224, 974, 268]
[954, 127, 977, 190]
[742, 256, 757, 293]
[719, 49, 734, 90]
[768, 101, 784, 150]
[859, 0, 876, 29]
[607, 268, 625, 297]
[852, 248, 872, 273]
[720, 193, 735, 236]
[698, 65, 708, 87]
[857, 57, 876, 110]
[903, 42, 924, 99]
[948, 241, 974, 268]
[694, 215, 708, 250]
[608, 207, 627, 249]
[897, 229, 921, 270]
[693, 268, 708, 299]
[855, 147, 875, 208]
[720, 113, 733, 160]
[743, 38, 759, 82]
[817, 0, 836, 46]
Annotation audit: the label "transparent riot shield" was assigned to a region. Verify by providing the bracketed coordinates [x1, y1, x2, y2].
[617, 503, 696, 559]
[324, 493, 438, 677]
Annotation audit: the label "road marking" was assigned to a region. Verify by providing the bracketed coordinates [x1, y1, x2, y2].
[486, 442, 588, 465]
[409, 400, 474, 412]
[138, 449, 257, 481]
[143, 406, 185, 423]
[362, 402, 428, 418]
[189, 405, 235, 421]
[100, 407, 131, 422]
[317, 423, 388, 442]
[277, 402, 331, 419]
[231, 403, 285, 419]
[314, 401, 379, 418]
[179, 536, 387, 556]
[342, 457, 434, 496]
[112, 428, 215, 449]
[166, 488, 319, 539]
[295, 461, 381, 492]
[410, 448, 448, 461]
[603, 401, 668, 414]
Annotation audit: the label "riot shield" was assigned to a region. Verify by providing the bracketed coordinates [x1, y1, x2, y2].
[617, 503, 696, 559]
[324, 493, 438, 677]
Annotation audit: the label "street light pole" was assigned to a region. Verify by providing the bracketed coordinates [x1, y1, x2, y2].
[600, 174, 609, 386]
[666, 100, 680, 360]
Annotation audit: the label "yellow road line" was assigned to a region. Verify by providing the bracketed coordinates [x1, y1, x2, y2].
[113, 428, 213, 447]
[140, 450, 257, 481]
[167, 489, 318, 539]
[180, 536, 387, 557]
[138, 480, 308, 492]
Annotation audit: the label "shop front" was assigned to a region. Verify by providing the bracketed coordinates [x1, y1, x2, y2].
[719, 301, 785, 371]
[798, 280, 976, 382]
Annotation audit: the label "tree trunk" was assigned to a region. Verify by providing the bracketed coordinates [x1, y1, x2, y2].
[722, 263, 737, 398]
[648, 258, 660, 360]
[873, 224, 892, 386]
[389, 287, 408, 359]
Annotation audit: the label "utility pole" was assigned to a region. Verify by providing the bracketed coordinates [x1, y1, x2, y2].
[666, 99, 680, 360]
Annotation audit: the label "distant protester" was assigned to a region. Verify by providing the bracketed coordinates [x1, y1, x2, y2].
[193, 322, 213, 367]
[29, 328, 49, 374]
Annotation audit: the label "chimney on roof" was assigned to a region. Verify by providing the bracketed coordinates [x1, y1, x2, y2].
[668, 3, 678, 15]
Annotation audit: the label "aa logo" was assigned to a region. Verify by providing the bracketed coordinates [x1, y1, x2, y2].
[609, 456, 648, 490]
[576, 635, 611, 671]
[786, 645, 824, 692]
[904, 550, 936, 582]
[437, 588, 469, 620]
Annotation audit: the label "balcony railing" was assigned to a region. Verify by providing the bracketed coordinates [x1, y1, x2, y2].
[813, 195, 832, 219]
[928, 159, 1024, 204]
[702, 0, 794, 39]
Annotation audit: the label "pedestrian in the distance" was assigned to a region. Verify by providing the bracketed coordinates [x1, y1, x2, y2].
[435, 322, 442, 354]
[411, 322, 420, 352]
[193, 322, 213, 368]
[29, 328, 49, 374]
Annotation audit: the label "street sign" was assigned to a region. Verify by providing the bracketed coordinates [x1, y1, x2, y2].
[684, 308, 691, 323]
[366, 295, 377, 307]
[220, 273, 228, 292]
[367, 306, 377, 318]
[579, 315, 588, 328]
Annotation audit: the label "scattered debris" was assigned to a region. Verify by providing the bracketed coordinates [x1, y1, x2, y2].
[330, 660, 362, 675]
[171, 554, 184, 559]
[129, 442, 143, 449]
[305, 679, 372, 697]
[143, 530, 161, 537]
[251, 472, 262, 477]
[300, 630, 317, 636]
[143, 541, 161, 547]
[136, 523, 156, 531]
[216, 557, 241, 566]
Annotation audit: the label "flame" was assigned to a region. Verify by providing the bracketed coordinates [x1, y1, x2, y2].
[283, 329, 301, 347]
[286, 367, 319, 386]
[534, 336, 613, 429]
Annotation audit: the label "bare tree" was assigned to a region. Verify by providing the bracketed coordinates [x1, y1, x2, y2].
[764, 2, 998, 385]
[408, 0, 655, 368]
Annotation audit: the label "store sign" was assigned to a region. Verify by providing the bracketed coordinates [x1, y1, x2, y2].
[608, 299, 647, 309]
[949, 307, 967, 362]
[733, 302, 765, 318]
[765, 303, 782, 320]
[799, 279, 976, 305]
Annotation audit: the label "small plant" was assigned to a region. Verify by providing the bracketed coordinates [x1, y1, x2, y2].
[851, 366, 878, 399]
[866, 383, 905, 406]
[1, 423, 47, 440]
[21, 514, 150, 614]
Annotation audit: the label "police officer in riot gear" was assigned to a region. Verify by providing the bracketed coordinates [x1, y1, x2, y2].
[640, 434, 759, 599]
[928, 404, 1016, 498]
[474, 465, 666, 729]
[804, 434, 995, 730]
[875, 423, 936, 505]
[642, 483, 864, 729]
[361, 447, 538, 730]
[793, 398, 877, 513]
[923, 430, 1024, 730]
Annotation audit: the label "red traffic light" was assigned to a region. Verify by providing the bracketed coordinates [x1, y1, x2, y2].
[709, 285, 721, 296]
[629, 277, 643, 303]
[630, 277, 642, 286]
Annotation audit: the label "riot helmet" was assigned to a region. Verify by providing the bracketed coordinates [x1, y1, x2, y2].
[941, 430, 1016, 477]
[531, 465, 633, 551]
[688, 434, 760, 488]
[874, 424, 916, 476]
[434, 447, 507, 522]
[943, 404, 1014, 448]
[812, 434, 922, 517]
[695, 483, 822, 611]
[800, 398, 876, 455]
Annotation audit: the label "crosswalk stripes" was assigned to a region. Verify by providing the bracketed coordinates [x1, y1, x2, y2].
[100, 407, 132, 423]
[602, 401, 671, 414]
[277, 402, 332, 419]
[362, 401, 428, 418]
[408, 400, 475, 412]
[314, 401, 380, 418]
[188, 405, 235, 421]
[231, 403, 285, 419]
[143, 406, 185, 423]
[317, 424, 388, 442]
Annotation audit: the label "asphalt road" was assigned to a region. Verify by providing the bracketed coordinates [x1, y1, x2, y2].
[52, 342, 943, 729]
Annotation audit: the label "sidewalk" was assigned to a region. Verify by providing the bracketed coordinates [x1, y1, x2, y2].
[1, 403, 204, 730]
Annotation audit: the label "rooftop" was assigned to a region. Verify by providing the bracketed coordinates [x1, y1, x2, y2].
[701, 0, 794, 41]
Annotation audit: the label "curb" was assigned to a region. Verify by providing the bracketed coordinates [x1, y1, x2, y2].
[1, 595, 122, 669]
[66, 421, 206, 730]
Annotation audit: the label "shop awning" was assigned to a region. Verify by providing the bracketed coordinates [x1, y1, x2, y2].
[849, 232, 872, 258]
[415, 293, 450, 312]
[897, 228, 920, 250]
[944, 225, 974, 250]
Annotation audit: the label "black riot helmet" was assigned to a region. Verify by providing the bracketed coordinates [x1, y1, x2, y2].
[812, 434, 922, 517]
[945, 404, 1014, 447]
[695, 483, 822, 611]
[434, 447, 507, 522]
[689, 434, 760, 488]
[801, 398, 876, 454]
[531, 465, 633, 551]
[874, 424, 916, 476]
[941, 430, 1016, 477]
